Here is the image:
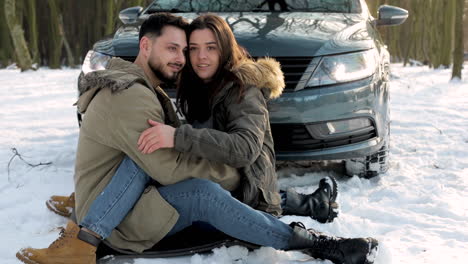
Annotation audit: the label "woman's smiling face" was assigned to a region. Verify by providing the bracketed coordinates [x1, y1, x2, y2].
[189, 28, 220, 83]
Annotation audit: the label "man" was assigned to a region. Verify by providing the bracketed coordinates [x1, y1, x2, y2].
[17, 13, 376, 264]
[16, 13, 239, 264]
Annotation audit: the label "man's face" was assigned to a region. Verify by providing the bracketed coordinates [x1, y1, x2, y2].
[147, 25, 187, 83]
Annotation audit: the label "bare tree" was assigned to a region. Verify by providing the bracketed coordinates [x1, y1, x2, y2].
[452, 0, 465, 79]
[4, 0, 34, 71]
[464, 0, 468, 52]
[105, 0, 116, 36]
[47, 0, 63, 69]
[25, 0, 39, 65]
[439, 0, 455, 68]
[0, 0, 14, 67]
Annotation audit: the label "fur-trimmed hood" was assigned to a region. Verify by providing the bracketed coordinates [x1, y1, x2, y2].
[76, 58, 154, 114]
[232, 57, 285, 99]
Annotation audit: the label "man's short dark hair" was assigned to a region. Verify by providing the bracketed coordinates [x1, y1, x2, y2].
[139, 13, 189, 41]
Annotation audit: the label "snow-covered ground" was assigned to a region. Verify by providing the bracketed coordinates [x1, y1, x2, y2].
[0, 64, 467, 264]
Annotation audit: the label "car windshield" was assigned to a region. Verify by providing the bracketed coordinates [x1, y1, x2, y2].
[146, 0, 361, 13]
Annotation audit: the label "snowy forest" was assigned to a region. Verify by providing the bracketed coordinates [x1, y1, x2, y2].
[0, 0, 466, 78]
[1, 1, 468, 264]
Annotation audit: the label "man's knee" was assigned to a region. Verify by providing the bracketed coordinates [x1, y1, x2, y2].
[120, 156, 150, 182]
[120, 156, 140, 174]
[187, 179, 224, 193]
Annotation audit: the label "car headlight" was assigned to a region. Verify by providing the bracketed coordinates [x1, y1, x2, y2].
[307, 49, 378, 87]
[81, 50, 112, 74]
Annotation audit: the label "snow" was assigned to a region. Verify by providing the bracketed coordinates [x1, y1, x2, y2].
[1, 63, 467, 263]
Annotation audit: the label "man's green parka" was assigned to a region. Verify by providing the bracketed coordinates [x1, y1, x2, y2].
[74, 58, 241, 253]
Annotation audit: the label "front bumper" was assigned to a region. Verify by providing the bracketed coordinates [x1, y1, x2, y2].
[275, 136, 384, 160]
[269, 76, 390, 160]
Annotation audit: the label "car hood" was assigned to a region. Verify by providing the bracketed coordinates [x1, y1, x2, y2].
[220, 12, 375, 57]
[96, 12, 375, 57]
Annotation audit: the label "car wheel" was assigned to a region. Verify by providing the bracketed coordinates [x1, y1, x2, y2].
[344, 141, 389, 178]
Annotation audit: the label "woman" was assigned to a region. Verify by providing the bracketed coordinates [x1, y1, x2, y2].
[39, 14, 376, 264]
[136, 13, 339, 222]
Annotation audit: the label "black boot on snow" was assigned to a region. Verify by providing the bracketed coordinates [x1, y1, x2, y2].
[288, 222, 378, 264]
[282, 176, 339, 223]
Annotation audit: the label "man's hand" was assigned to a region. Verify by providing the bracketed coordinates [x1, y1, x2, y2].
[138, 119, 175, 154]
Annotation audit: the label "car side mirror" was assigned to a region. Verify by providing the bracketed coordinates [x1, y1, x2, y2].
[119, 6, 143, 24]
[376, 5, 408, 26]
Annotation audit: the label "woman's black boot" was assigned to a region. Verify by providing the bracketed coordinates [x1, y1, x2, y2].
[282, 176, 339, 223]
[288, 222, 378, 264]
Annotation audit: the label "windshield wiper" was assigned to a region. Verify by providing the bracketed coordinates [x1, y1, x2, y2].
[301, 7, 342, 13]
[147, 8, 187, 13]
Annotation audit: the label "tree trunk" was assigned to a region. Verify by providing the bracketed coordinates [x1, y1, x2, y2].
[431, 0, 445, 68]
[25, 0, 39, 65]
[94, 0, 104, 42]
[439, 0, 454, 68]
[4, 0, 33, 71]
[62, 0, 80, 65]
[59, 14, 75, 67]
[464, 0, 468, 52]
[366, 0, 380, 17]
[452, 0, 465, 79]
[105, 0, 115, 36]
[0, 0, 14, 67]
[47, 0, 63, 69]
[420, 0, 431, 65]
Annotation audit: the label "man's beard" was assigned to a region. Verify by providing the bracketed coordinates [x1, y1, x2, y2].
[148, 60, 178, 85]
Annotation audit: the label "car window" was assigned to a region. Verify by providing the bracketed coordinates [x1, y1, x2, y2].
[146, 0, 361, 13]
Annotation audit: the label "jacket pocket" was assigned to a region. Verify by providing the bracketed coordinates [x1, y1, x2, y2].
[239, 173, 259, 208]
[257, 187, 282, 216]
[107, 185, 179, 253]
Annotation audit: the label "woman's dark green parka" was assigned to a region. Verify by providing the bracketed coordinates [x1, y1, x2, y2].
[174, 58, 285, 216]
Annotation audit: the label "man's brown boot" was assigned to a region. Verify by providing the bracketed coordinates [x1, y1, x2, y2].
[16, 220, 97, 264]
[46, 192, 75, 217]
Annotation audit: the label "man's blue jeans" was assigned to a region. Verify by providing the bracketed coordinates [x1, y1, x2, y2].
[80, 156, 293, 250]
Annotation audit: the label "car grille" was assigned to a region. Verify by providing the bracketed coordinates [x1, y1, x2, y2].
[271, 123, 377, 152]
[272, 57, 313, 92]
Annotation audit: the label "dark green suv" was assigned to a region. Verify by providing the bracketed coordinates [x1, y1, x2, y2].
[80, 0, 408, 178]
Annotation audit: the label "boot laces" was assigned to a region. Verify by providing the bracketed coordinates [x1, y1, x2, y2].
[291, 222, 342, 260]
[50, 227, 69, 248]
[311, 234, 342, 259]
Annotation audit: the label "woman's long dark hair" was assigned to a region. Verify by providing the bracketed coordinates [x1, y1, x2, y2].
[177, 14, 250, 123]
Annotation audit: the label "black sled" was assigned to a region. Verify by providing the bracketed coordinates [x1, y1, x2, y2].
[96, 225, 260, 263]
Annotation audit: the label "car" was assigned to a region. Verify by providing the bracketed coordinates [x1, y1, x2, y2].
[79, 0, 408, 178]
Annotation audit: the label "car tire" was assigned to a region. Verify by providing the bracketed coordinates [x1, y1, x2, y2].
[344, 141, 389, 178]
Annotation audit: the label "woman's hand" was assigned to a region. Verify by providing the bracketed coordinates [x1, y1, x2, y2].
[138, 119, 175, 154]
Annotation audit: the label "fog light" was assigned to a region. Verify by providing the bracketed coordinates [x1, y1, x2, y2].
[326, 118, 371, 135]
